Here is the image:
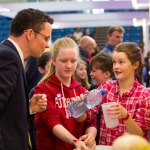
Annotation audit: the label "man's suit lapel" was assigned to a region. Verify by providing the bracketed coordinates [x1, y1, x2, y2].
[2, 40, 21, 62]
[2, 40, 29, 99]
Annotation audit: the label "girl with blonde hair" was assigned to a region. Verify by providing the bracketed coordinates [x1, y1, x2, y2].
[35, 37, 97, 150]
[74, 59, 91, 90]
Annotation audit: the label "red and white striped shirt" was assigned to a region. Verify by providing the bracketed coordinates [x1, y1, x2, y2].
[86, 80, 150, 145]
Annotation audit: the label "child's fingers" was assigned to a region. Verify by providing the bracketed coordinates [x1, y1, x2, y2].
[75, 94, 85, 101]
[76, 96, 80, 101]
[79, 135, 87, 141]
[111, 114, 120, 119]
[88, 141, 96, 148]
[80, 94, 84, 100]
[109, 103, 120, 108]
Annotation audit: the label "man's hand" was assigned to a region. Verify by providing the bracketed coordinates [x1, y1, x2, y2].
[29, 94, 47, 113]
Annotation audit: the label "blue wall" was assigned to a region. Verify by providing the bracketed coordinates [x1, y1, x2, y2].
[0, 15, 143, 45]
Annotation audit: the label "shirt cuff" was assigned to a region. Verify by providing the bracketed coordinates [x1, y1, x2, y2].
[30, 107, 36, 115]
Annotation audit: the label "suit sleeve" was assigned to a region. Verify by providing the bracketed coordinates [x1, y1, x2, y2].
[0, 49, 19, 149]
[0, 49, 18, 111]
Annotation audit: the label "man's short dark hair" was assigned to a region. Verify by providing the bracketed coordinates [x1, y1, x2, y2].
[10, 8, 53, 37]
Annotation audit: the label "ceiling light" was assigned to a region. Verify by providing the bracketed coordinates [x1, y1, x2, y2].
[133, 18, 137, 26]
[92, 9, 104, 14]
[114, 0, 131, 1]
[91, 0, 110, 1]
[131, 0, 137, 9]
[76, 0, 83, 2]
[0, 8, 10, 12]
[52, 24, 59, 29]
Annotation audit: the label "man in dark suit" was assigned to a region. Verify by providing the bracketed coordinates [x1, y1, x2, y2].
[25, 56, 44, 94]
[0, 8, 53, 150]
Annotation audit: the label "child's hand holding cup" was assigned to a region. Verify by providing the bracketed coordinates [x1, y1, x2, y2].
[102, 102, 119, 128]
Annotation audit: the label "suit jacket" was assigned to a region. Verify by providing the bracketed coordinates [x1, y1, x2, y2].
[0, 40, 29, 150]
[25, 56, 43, 94]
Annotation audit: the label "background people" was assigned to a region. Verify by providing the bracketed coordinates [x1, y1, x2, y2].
[79, 36, 97, 83]
[73, 27, 83, 42]
[83, 28, 93, 38]
[37, 51, 52, 75]
[90, 53, 114, 87]
[74, 59, 91, 90]
[89, 53, 114, 144]
[100, 26, 124, 53]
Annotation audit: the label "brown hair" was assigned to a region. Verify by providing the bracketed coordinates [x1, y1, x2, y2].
[10, 8, 53, 37]
[107, 26, 124, 36]
[90, 53, 114, 78]
[38, 51, 52, 69]
[114, 42, 143, 84]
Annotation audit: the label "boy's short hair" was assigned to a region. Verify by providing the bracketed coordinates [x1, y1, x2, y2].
[38, 51, 52, 69]
[90, 53, 114, 78]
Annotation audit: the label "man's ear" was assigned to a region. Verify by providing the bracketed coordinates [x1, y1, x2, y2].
[38, 67, 45, 74]
[25, 29, 34, 41]
[107, 34, 110, 40]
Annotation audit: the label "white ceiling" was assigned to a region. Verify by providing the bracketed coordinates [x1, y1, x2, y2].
[0, 0, 149, 28]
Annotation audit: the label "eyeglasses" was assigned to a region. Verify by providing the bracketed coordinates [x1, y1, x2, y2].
[33, 29, 50, 42]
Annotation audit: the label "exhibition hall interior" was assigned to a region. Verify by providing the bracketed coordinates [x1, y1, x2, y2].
[0, 0, 149, 54]
[0, 1, 150, 150]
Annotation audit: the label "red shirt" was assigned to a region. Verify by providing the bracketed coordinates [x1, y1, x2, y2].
[86, 80, 150, 145]
[34, 74, 96, 150]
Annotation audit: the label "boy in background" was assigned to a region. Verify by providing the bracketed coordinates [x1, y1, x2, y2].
[37, 51, 52, 75]
[89, 53, 114, 144]
[90, 53, 114, 87]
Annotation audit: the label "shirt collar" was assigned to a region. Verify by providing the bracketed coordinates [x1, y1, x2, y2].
[105, 43, 115, 51]
[114, 79, 139, 96]
[7, 38, 24, 65]
[125, 79, 139, 96]
[113, 80, 119, 94]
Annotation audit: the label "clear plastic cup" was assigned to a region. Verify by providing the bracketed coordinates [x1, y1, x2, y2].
[102, 102, 119, 128]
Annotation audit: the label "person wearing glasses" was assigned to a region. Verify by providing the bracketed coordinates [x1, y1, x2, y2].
[0, 8, 53, 150]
